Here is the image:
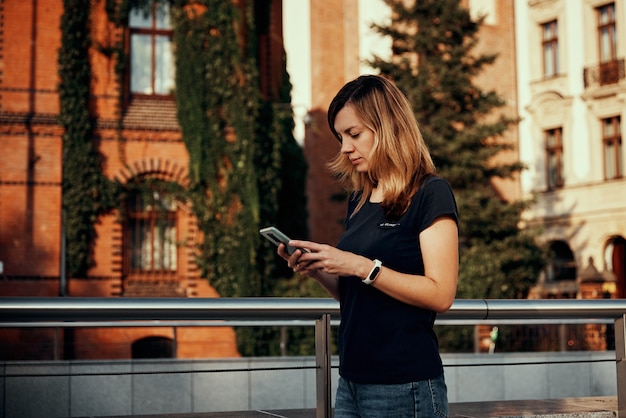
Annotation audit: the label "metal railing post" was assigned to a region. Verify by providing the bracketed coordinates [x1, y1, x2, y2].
[315, 313, 332, 418]
[616, 314, 626, 417]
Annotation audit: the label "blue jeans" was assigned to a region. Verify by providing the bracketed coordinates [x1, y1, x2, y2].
[334, 374, 448, 418]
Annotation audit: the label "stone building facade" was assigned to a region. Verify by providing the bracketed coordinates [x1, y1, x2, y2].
[515, 0, 626, 300]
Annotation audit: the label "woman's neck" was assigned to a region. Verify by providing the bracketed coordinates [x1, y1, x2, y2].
[370, 184, 384, 203]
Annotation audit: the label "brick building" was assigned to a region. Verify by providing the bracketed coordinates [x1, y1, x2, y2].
[0, 0, 286, 360]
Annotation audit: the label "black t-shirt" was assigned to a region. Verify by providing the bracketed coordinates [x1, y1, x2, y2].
[336, 175, 458, 384]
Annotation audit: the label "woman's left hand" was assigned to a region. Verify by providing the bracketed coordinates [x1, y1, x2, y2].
[287, 240, 371, 280]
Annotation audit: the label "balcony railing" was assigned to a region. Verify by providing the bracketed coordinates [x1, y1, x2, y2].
[584, 58, 626, 88]
[1, 297, 625, 417]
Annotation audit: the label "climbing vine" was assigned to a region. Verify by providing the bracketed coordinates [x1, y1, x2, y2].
[101, 0, 294, 301]
[58, 0, 116, 277]
[171, 0, 260, 297]
[104, 0, 133, 165]
[60, 0, 308, 355]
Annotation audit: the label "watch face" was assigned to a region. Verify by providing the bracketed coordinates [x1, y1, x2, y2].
[370, 267, 380, 280]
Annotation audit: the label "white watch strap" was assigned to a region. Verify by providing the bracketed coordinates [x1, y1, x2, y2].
[363, 259, 382, 285]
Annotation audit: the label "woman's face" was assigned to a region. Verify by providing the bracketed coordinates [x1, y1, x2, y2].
[334, 104, 375, 173]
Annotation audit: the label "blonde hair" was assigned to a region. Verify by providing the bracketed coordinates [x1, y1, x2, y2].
[327, 75, 436, 219]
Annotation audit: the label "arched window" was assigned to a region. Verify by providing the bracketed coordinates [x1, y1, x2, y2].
[124, 182, 179, 277]
[605, 236, 626, 298]
[546, 240, 576, 282]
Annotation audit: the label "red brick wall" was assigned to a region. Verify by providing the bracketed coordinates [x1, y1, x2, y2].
[304, 0, 360, 246]
[1, 0, 63, 279]
[0, 0, 281, 360]
[465, 0, 521, 202]
[0, 130, 63, 277]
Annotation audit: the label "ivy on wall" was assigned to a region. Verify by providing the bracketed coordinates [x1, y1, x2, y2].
[171, 0, 261, 297]
[104, 0, 132, 165]
[101, 0, 296, 300]
[60, 0, 309, 354]
[58, 0, 116, 278]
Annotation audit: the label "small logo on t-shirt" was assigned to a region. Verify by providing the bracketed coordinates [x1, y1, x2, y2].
[379, 222, 400, 229]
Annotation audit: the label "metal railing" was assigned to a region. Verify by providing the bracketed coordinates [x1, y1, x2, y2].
[583, 57, 625, 88]
[1, 297, 625, 417]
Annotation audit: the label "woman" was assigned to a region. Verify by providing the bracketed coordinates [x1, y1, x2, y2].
[278, 74, 458, 417]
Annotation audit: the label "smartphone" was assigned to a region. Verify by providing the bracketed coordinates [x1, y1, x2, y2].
[259, 226, 309, 255]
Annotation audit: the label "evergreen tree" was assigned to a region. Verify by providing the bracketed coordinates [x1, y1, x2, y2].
[369, 0, 545, 305]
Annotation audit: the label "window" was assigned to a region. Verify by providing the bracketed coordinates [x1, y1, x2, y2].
[542, 20, 559, 77]
[597, 3, 619, 85]
[546, 241, 576, 282]
[604, 236, 626, 298]
[602, 116, 622, 180]
[129, 2, 175, 96]
[545, 127, 564, 189]
[126, 189, 178, 275]
[597, 3, 617, 63]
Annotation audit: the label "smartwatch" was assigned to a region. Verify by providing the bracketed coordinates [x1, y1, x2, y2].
[362, 259, 382, 285]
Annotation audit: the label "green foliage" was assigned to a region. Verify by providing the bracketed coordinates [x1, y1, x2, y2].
[241, 24, 309, 356]
[254, 73, 309, 294]
[436, 325, 475, 352]
[237, 274, 336, 357]
[61, 0, 309, 356]
[274, 274, 337, 356]
[120, 178, 187, 217]
[171, 0, 260, 298]
[369, 0, 546, 305]
[104, 0, 134, 163]
[58, 0, 116, 277]
[253, 100, 292, 292]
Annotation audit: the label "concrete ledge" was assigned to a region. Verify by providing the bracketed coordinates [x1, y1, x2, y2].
[449, 396, 617, 417]
[98, 397, 617, 418]
[6, 353, 615, 416]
